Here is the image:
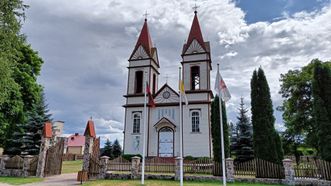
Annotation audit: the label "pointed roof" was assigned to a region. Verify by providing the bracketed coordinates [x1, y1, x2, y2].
[184, 11, 206, 53]
[43, 121, 53, 138]
[132, 19, 153, 57]
[84, 119, 96, 138]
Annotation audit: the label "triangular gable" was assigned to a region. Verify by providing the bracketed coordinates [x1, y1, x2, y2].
[84, 119, 96, 138]
[185, 39, 205, 54]
[153, 117, 176, 131]
[130, 45, 149, 60]
[154, 84, 179, 104]
[129, 19, 153, 60]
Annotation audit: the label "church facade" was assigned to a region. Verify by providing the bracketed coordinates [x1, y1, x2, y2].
[123, 11, 213, 158]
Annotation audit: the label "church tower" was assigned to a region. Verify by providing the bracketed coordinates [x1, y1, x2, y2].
[181, 10, 213, 157]
[123, 18, 160, 155]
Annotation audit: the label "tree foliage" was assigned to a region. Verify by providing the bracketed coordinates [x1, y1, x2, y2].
[279, 59, 331, 154]
[234, 97, 254, 162]
[211, 95, 230, 162]
[251, 67, 283, 164]
[112, 139, 122, 158]
[312, 62, 331, 161]
[102, 139, 113, 159]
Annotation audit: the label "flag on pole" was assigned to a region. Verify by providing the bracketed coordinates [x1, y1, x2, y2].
[146, 82, 155, 107]
[214, 70, 231, 102]
[179, 80, 188, 105]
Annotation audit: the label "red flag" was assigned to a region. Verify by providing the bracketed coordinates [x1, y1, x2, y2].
[146, 82, 155, 107]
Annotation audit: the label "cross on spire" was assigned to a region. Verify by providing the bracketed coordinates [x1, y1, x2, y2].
[165, 74, 169, 84]
[143, 10, 149, 21]
[192, 0, 199, 14]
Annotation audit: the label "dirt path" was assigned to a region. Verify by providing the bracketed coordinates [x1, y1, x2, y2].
[23, 173, 80, 186]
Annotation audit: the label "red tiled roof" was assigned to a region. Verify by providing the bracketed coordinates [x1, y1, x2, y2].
[67, 134, 85, 147]
[84, 119, 96, 138]
[184, 12, 206, 53]
[43, 122, 52, 138]
[131, 19, 153, 57]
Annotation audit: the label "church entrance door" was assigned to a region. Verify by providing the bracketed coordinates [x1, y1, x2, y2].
[158, 127, 174, 157]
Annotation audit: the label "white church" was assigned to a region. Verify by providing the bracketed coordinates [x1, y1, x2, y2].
[123, 11, 213, 158]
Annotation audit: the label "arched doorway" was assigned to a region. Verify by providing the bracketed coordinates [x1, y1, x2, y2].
[158, 127, 174, 157]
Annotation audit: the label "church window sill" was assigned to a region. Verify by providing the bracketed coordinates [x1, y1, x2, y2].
[131, 133, 141, 135]
[190, 132, 201, 134]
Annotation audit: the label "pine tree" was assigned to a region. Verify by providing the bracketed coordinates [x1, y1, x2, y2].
[211, 95, 230, 162]
[235, 97, 254, 162]
[112, 139, 122, 158]
[230, 122, 239, 157]
[102, 139, 113, 159]
[23, 93, 51, 155]
[312, 62, 331, 161]
[251, 68, 283, 165]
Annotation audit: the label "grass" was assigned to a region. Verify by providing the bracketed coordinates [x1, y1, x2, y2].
[61, 160, 83, 174]
[0, 177, 43, 185]
[83, 179, 285, 186]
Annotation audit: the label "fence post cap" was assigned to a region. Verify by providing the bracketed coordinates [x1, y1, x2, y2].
[282, 159, 292, 162]
[175, 157, 183, 160]
[132, 156, 141, 159]
[100, 156, 109, 159]
[226, 158, 234, 161]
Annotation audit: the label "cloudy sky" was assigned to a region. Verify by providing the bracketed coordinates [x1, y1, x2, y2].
[22, 0, 331, 146]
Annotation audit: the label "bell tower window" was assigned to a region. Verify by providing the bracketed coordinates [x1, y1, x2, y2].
[135, 71, 143, 93]
[191, 66, 200, 90]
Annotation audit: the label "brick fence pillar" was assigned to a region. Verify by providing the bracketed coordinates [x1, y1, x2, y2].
[99, 156, 109, 179]
[23, 155, 34, 177]
[283, 159, 295, 186]
[175, 157, 182, 181]
[226, 158, 234, 182]
[131, 156, 141, 179]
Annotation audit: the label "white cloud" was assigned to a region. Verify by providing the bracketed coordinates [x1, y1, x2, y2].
[22, 0, 331, 141]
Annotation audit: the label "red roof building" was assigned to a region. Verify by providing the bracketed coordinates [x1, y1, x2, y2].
[66, 133, 85, 155]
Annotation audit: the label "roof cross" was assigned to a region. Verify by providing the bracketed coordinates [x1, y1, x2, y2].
[192, 0, 199, 13]
[165, 74, 169, 84]
[143, 10, 149, 21]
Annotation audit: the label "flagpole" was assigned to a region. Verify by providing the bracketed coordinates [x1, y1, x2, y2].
[179, 67, 183, 186]
[141, 71, 148, 185]
[217, 64, 227, 186]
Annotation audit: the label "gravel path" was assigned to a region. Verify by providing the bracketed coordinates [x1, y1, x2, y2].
[23, 173, 80, 186]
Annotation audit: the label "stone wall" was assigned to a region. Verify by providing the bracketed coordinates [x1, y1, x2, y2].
[0, 155, 35, 177]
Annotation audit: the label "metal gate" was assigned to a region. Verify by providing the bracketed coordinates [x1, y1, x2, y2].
[44, 138, 65, 177]
[88, 137, 100, 179]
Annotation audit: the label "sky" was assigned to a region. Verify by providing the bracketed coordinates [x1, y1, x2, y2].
[22, 0, 331, 146]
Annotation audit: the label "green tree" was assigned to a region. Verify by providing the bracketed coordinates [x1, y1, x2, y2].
[312, 62, 331, 161]
[235, 97, 254, 162]
[251, 68, 283, 165]
[102, 139, 113, 159]
[279, 59, 331, 155]
[211, 95, 230, 162]
[112, 139, 122, 158]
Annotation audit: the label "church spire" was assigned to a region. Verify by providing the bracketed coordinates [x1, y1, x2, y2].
[131, 18, 153, 58]
[184, 11, 206, 53]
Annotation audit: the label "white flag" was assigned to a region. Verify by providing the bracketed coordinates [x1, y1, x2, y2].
[214, 70, 231, 102]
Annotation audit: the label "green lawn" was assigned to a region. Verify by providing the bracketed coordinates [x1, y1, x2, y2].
[0, 177, 43, 185]
[61, 160, 83, 174]
[83, 180, 284, 186]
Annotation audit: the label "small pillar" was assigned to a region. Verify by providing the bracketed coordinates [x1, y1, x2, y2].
[82, 119, 96, 172]
[175, 157, 182, 181]
[283, 159, 294, 186]
[226, 158, 234, 182]
[131, 156, 141, 179]
[23, 155, 34, 177]
[99, 156, 109, 179]
[0, 155, 9, 170]
[36, 122, 52, 177]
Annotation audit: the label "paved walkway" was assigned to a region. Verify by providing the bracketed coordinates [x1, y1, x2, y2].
[0, 173, 80, 186]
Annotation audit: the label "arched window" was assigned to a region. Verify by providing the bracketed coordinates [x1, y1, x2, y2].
[133, 113, 141, 133]
[135, 71, 143, 93]
[191, 111, 200, 133]
[191, 66, 200, 90]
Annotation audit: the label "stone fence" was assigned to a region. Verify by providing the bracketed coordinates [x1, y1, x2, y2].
[0, 155, 36, 177]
